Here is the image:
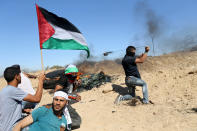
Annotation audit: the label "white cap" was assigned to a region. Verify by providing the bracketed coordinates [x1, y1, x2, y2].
[53, 91, 70, 100]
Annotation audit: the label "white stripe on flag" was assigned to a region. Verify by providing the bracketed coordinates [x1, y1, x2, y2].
[50, 23, 87, 46]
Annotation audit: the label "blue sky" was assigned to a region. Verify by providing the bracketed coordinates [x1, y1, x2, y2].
[1, 0, 197, 75]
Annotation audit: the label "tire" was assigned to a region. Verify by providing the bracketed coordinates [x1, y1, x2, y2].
[43, 69, 64, 89]
[45, 69, 64, 78]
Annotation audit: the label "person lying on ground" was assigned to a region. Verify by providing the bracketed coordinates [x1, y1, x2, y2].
[115, 46, 150, 104]
[54, 64, 81, 101]
[0, 65, 45, 131]
[13, 91, 70, 131]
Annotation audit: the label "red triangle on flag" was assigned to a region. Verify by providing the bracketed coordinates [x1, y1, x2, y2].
[36, 4, 55, 49]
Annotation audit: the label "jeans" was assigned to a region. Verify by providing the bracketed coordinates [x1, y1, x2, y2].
[122, 76, 149, 103]
[22, 101, 37, 109]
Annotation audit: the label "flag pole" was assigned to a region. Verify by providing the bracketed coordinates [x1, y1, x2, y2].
[40, 49, 44, 71]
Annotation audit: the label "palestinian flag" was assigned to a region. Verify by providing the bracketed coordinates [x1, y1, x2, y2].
[36, 4, 89, 57]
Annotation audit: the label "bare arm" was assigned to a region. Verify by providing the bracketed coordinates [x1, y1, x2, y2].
[135, 46, 150, 63]
[23, 72, 46, 103]
[135, 53, 148, 63]
[13, 115, 33, 131]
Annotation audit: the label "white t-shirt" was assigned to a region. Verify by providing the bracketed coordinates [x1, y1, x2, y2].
[18, 72, 35, 95]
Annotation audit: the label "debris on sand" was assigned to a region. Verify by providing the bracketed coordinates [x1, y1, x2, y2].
[126, 98, 141, 106]
[102, 89, 113, 94]
[43, 70, 111, 92]
[188, 70, 197, 74]
[77, 71, 111, 91]
[125, 98, 154, 106]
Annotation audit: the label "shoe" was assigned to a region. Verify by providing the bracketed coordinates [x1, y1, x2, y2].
[142, 99, 149, 104]
[114, 95, 123, 105]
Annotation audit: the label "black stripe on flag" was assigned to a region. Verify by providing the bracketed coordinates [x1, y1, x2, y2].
[39, 6, 81, 33]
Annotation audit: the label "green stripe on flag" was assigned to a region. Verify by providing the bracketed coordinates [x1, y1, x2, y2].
[42, 37, 90, 57]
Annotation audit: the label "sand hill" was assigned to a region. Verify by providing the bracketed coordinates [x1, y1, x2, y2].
[1, 51, 197, 131]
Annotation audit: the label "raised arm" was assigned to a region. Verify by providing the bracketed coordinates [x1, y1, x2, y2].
[135, 46, 150, 63]
[23, 72, 46, 103]
[13, 115, 33, 131]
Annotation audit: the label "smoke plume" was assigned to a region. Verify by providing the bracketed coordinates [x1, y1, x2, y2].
[133, 0, 197, 55]
[134, 0, 164, 55]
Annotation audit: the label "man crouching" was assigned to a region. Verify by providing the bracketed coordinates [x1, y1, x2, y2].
[13, 91, 70, 131]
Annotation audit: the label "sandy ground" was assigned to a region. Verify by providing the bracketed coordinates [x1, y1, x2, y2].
[1, 51, 197, 131]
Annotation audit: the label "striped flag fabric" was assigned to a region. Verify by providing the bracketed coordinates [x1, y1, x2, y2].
[36, 4, 90, 57]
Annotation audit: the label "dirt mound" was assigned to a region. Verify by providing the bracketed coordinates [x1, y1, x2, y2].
[77, 50, 197, 75]
[1, 50, 197, 131]
[72, 50, 197, 131]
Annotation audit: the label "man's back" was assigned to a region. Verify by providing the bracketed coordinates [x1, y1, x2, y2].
[122, 55, 141, 78]
[0, 85, 27, 131]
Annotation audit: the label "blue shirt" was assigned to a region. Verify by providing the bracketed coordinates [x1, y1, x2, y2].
[29, 106, 67, 131]
[0, 85, 28, 131]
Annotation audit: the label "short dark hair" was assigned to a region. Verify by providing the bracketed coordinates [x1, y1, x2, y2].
[11, 64, 20, 70]
[126, 46, 136, 55]
[4, 66, 21, 83]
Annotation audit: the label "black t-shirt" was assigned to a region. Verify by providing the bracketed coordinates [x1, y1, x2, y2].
[56, 74, 71, 93]
[122, 55, 141, 78]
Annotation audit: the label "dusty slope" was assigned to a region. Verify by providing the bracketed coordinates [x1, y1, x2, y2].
[1, 51, 197, 131]
[73, 52, 197, 131]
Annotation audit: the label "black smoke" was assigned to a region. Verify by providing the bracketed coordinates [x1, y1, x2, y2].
[133, 0, 197, 55]
[134, 1, 164, 55]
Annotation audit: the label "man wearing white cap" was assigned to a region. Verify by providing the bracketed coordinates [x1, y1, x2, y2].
[13, 91, 70, 131]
